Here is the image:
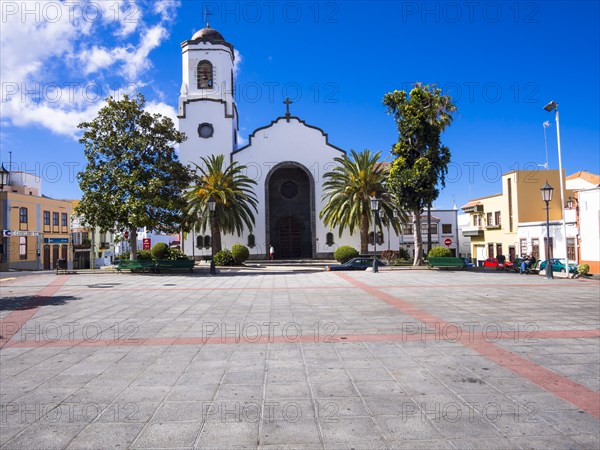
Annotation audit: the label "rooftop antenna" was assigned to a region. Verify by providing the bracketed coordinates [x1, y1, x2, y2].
[539, 120, 551, 170]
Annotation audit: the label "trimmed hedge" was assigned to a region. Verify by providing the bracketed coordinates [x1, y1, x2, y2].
[428, 246, 452, 258]
[231, 244, 250, 264]
[334, 245, 359, 263]
[151, 242, 169, 260]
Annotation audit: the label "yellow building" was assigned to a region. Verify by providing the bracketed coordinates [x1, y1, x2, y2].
[462, 170, 574, 265]
[0, 171, 72, 271]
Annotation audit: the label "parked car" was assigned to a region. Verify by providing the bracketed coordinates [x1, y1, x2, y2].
[326, 257, 386, 271]
[483, 257, 514, 271]
[539, 258, 578, 273]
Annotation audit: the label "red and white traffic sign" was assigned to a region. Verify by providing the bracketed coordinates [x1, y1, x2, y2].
[444, 238, 452, 246]
[142, 238, 151, 250]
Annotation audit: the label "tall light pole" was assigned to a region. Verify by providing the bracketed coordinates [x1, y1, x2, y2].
[544, 101, 570, 276]
[541, 181, 554, 280]
[207, 195, 216, 275]
[370, 195, 380, 273]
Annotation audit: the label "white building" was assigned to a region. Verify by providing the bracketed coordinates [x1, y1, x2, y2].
[577, 186, 600, 273]
[177, 25, 458, 259]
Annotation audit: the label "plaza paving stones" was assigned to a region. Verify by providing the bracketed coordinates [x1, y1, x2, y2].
[0, 269, 599, 449]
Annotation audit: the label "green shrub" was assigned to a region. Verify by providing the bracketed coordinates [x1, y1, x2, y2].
[334, 245, 359, 263]
[119, 249, 152, 260]
[165, 248, 189, 261]
[397, 247, 411, 261]
[428, 246, 452, 258]
[151, 242, 169, 260]
[214, 249, 234, 266]
[577, 264, 590, 275]
[137, 250, 153, 260]
[231, 244, 250, 264]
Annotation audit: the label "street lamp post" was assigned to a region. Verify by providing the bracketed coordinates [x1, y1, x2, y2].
[207, 195, 216, 275]
[544, 101, 570, 276]
[370, 195, 380, 273]
[541, 181, 554, 280]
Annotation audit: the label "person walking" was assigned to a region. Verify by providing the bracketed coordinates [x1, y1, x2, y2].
[269, 244, 275, 261]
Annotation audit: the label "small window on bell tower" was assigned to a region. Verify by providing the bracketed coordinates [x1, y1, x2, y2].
[197, 60, 213, 89]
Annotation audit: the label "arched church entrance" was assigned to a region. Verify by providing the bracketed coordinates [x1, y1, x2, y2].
[266, 163, 314, 259]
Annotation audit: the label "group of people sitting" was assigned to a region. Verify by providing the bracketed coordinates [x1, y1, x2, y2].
[520, 254, 537, 274]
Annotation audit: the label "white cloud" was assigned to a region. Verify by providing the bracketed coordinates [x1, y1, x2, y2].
[234, 49, 243, 77]
[79, 46, 117, 75]
[0, 1, 180, 138]
[146, 100, 178, 125]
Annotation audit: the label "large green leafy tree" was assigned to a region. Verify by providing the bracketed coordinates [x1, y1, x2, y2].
[77, 94, 191, 260]
[320, 149, 404, 255]
[185, 154, 258, 253]
[383, 84, 456, 266]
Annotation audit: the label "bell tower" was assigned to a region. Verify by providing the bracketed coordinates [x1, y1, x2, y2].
[178, 24, 238, 169]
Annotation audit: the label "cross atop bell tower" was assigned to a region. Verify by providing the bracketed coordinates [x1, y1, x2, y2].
[203, 6, 213, 27]
[284, 97, 292, 122]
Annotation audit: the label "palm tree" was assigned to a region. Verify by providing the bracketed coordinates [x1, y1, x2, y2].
[185, 154, 258, 253]
[320, 149, 405, 255]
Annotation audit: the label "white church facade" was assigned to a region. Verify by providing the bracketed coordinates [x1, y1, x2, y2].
[177, 26, 459, 259]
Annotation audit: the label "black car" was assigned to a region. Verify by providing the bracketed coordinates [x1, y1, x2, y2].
[326, 257, 386, 271]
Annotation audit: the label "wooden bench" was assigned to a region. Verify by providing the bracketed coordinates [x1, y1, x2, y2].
[427, 257, 467, 270]
[116, 260, 157, 273]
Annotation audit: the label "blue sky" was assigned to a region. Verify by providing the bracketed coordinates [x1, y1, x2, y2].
[1, 0, 599, 210]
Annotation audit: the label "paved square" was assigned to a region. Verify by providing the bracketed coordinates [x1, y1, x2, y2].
[1, 269, 599, 449]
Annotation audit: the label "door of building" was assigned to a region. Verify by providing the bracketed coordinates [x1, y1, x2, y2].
[43, 245, 50, 270]
[278, 216, 302, 258]
[52, 245, 59, 269]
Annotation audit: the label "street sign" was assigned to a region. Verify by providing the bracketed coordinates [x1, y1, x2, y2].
[3, 230, 40, 237]
[124, 231, 129, 239]
[44, 238, 69, 244]
[143, 238, 151, 250]
[444, 238, 452, 246]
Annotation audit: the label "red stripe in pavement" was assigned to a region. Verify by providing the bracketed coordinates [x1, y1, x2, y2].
[336, 272, 600, 419]
[0, 275, 69, 348]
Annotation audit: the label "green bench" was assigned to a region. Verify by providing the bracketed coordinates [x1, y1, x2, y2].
[116, 260, 157, 273]
[116, 259, 195, 273]
[427, 257, 467, 270]
[155, 259, 195, 273]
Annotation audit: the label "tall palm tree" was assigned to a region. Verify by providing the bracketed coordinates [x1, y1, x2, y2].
[320, 149, 405, 255]
[185, 154, 258, 253]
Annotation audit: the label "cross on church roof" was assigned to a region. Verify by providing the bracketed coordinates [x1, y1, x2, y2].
[203, 7, 213, 27]
[284, 97, 292, 121]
